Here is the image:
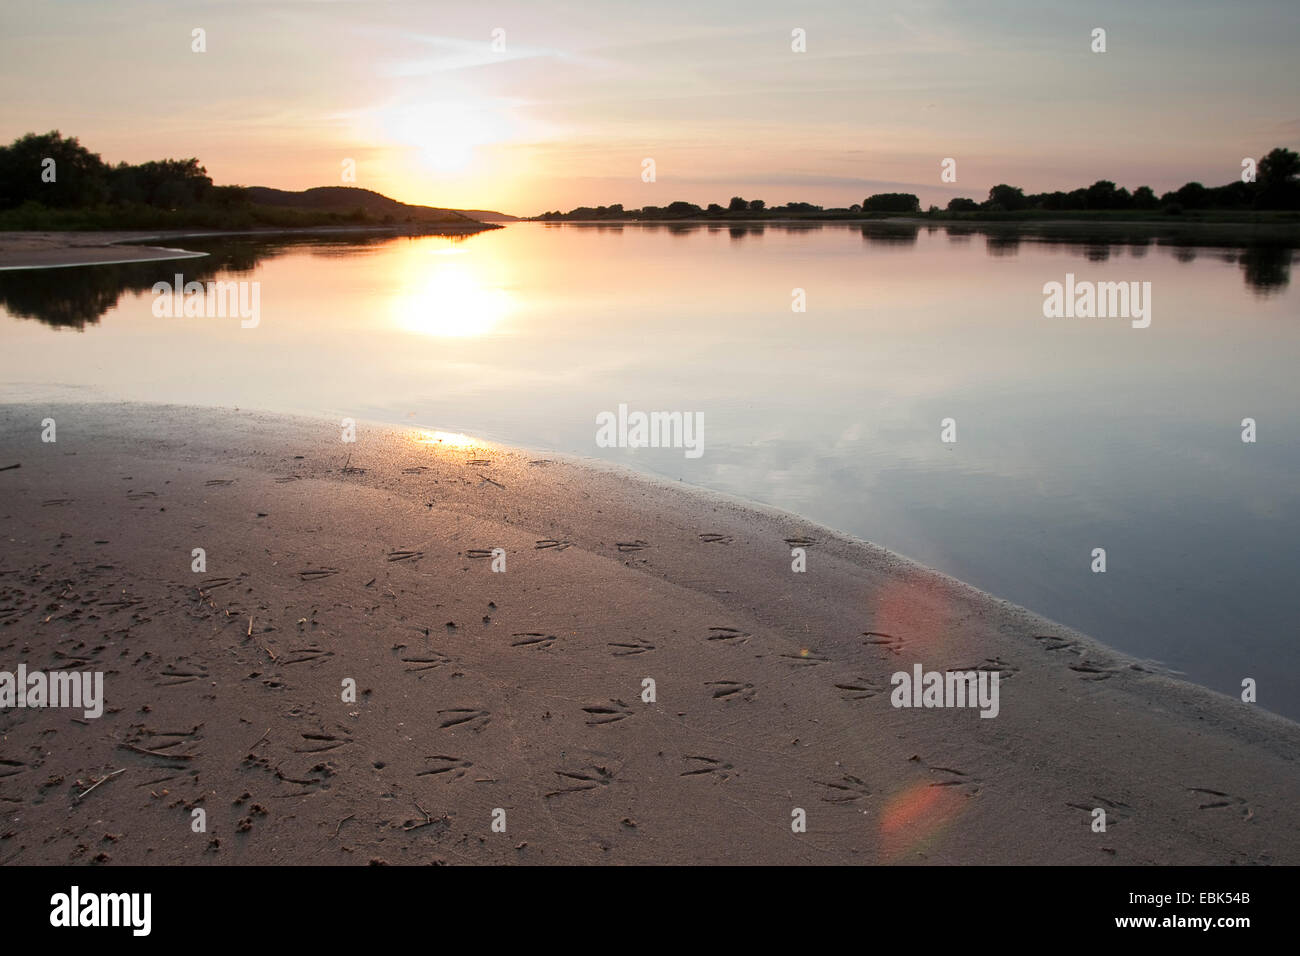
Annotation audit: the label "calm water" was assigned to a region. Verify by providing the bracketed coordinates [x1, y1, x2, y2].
[2, 222, 1298, 718]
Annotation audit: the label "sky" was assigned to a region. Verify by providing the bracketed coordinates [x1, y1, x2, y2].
[1, 0, 1297, 216]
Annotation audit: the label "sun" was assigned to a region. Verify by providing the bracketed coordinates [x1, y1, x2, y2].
[417, 137, 475, 173]
[371, 101, 506, 174]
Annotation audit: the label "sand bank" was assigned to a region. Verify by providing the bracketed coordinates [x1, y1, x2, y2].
[0, 224, 501, 271]
[0, 233, 209, 271]
[0, 402, 1296, 864]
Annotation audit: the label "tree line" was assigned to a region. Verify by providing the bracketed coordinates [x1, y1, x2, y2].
[0, 131, 440, 230]
[953, 148, 1298, 214]
[536, 197, 824, 220]
[0, 131, 246, 212]
[535, 147, 1300, 220]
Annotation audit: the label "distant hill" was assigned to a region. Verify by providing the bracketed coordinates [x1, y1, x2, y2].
[246, 187, 515, 224]
[453, 209, 519, 223]
[0, 132, 516, 231]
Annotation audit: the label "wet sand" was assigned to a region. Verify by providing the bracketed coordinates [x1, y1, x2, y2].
[0, 225, 500, 270]
[0, 233, 209, 270]
[0, 402, 1296, 864]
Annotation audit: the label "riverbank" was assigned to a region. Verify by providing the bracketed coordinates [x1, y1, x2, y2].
[0, 401, 1296, 864]
[0, 223, 501, 270]
[528, 215, 1300, 241]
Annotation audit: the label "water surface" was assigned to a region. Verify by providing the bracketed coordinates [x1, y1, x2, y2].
[2, 221, 1297, 718]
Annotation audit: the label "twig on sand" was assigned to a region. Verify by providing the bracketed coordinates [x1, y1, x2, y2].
[118, 743, 194, 760]
[249, 727, 270, 751]
[247, 616, 254, 637]
[402, 801, 437, 831]
[334, 813, 355, 838]
[273, 767, 319, 786]
[75, 768, 125, 802]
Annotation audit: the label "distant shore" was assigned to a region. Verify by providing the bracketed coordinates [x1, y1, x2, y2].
[1, 401, 1296, 864]
[0, 223, 501, 270]
[3, 215, 1295, 271]
[530, 213, 1300, 236]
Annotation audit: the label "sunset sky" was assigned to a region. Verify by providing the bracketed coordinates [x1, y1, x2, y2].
[2, 0, 1297, 215]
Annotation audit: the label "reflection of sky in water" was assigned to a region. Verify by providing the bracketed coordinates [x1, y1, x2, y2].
[2, 223, 1297, 718]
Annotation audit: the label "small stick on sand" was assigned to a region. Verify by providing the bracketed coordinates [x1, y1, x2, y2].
[249, 727, 270, 750]
[334, 813, 355, 838]
[247, 616, 254, 637]
[118, 743, 194, 760]
[402, 801, 436, 831]
[75, 768, 125, 802]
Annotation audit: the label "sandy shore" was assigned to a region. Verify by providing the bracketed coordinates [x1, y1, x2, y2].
[0, 232, 211, 270]
[0, 225, 500, 270]
[0, 402, 1296, 865]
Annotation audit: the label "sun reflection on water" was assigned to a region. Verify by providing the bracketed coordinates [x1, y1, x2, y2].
[392, 260, 511, 338]
[410, 429, 480, 449]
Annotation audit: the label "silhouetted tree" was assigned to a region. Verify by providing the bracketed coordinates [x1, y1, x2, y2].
[985, 184, 1029, 211]
[1259, 147, 1300, 186]
[664, 200, 702, 217]
[863, 192, 920, 212]
[0, 131, 108, 209]
[1131, 186, 1158, 209]
[1084, 180, 1119, 209]
[1257, 147, 1300, 209]
[1174, 182, 1208, 209]
[109, 158, 213, 208]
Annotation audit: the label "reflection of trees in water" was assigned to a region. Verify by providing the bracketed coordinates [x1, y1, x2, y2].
[1166, 242, 1291, 293]
[859, 223, 919, 246]
[0, 233, 472, 329]
[0, 241, 278, 330]
[954, 224, 1289, 294]
[0, 257, 232, 330]
[984, 233, 1021, 257]
[1236, 244, 1291, 295]
[5, 226, 1291, 328]
[0, 269, 133, 329]
[715, 222, 826, 241]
